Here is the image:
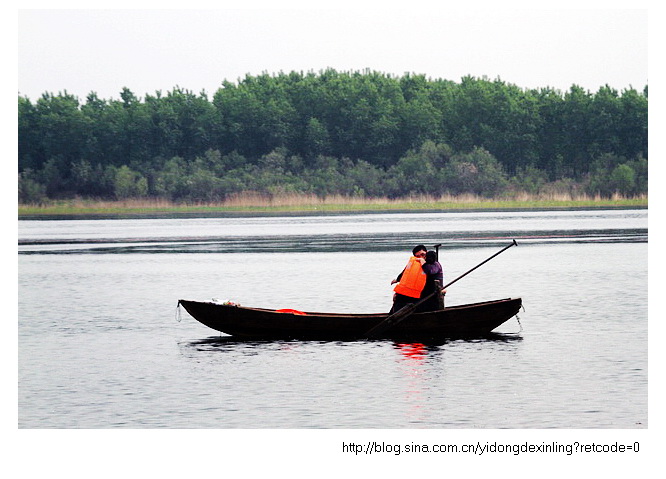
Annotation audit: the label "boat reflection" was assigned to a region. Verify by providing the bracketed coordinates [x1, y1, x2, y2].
[391, 332, 523, 351]
[184, 332, 522, 352]
[185, 335, 303, 352]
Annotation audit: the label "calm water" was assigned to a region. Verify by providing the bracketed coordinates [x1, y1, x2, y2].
[18, 209, 648, 428]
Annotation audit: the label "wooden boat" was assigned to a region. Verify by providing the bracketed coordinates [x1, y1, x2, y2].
[177, 297, 522, 340]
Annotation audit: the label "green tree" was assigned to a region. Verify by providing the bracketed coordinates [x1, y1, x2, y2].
[609, 164, 636, 195]
[561, 85, 594, 176]
[18, 96, 40, 171]
[344, 160, 386, 197]
[153, 156, 189, 199]
[510, 166, 549, 195]
[588, 85, 622, 158]
[586, 153, 642, 197]
[114, 165, 148, 199]
[618, 88, 648, 160]
[18, 171, 47, 204]
[302, 117, 332, 161]
[443, 147, 508, 196]
[31, 92, 90, 171]
[627, 157, 648, 194]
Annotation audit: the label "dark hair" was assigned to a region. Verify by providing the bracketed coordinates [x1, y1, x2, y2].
[425, 250, 437, 264]
[412, 244, 427, 255]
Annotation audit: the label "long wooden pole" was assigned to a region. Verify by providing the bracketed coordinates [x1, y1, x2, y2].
[364, 240, 517, 339]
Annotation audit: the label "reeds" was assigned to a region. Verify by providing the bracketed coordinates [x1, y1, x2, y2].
[18, 192, 648, 216]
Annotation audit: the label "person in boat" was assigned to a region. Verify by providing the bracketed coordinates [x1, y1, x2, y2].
[390, 244, 427, 313]
[417, 249, 445, 312]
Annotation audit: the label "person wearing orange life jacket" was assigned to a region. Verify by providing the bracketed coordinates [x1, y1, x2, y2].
[390, 244, 428, 313]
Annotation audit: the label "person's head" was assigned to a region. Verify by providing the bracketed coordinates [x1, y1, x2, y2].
[425, 250, 438, 264]
[412, 244, 427, 258]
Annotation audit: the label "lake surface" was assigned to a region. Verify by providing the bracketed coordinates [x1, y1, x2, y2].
[18, 209, 648, 428]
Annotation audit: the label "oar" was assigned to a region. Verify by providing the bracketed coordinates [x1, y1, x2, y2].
[364, 239, 518, 339]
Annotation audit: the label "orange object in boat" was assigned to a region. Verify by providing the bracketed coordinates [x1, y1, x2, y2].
[276, 309, 306, 315]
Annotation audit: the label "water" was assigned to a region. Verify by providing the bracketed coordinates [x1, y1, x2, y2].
[18, 209, 648, 429]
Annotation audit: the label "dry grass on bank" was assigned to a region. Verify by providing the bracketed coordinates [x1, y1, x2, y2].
[18, 192, 648, 216]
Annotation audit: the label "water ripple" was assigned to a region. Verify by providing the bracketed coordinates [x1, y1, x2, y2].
[18, 228, 647, 255]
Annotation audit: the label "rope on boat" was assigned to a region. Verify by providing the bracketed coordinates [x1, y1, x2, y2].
[515, 314, 523, 332]
[175, 301, 182, 322]
[513, 304, 525, 332]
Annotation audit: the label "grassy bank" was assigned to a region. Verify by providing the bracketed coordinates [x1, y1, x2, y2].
[18, 193, 648, 217]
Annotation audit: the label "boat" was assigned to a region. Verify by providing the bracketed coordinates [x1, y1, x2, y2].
[177, 297, 523, 340]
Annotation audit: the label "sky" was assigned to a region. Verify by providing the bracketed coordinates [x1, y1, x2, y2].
[16, 3, 649, 102]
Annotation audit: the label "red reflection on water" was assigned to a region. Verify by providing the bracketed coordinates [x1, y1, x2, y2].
[396, 342, 427, 361]
[395, 342, 430, 423]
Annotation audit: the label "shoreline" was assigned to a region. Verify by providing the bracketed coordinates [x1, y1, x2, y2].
[18, 196, 648, 219]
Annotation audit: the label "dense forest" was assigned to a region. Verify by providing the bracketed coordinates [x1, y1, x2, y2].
[18, 69, 648, 203]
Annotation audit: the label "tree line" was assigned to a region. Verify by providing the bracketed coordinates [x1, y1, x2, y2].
[18, 69, 648, 203]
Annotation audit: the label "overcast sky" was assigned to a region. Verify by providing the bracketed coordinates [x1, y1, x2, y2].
[17, 4, 648, 101]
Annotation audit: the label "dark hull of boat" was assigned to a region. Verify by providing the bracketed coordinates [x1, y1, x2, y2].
[178, 297, 522, 340]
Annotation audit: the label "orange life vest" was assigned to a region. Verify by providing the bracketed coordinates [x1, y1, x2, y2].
[393, 256, 427, 298]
